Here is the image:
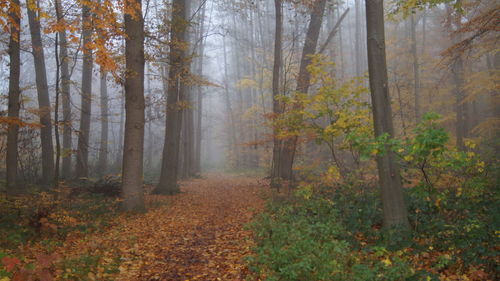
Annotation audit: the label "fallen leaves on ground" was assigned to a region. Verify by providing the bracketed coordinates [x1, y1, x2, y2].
[12, 174, 266, 280]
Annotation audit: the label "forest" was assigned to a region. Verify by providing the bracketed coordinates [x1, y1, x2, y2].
[0, 0, 498, 280]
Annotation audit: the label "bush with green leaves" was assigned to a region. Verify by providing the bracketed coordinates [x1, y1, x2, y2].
[246, 190, 416, 281]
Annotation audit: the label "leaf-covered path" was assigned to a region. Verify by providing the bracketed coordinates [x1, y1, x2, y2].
[115, 175, 265, 280]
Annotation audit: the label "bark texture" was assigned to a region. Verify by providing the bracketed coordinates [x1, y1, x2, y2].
[98, 71, 109, 176]
[365, 0, 409, 228]
[121, 0, 146, 211]
[279, 0, 327, 181]
[27, 0, 55, 185]
[6, 0, 21, 193]
[271, 0, 283, 184]
[58, 0, 72, 180]
[156, 0, 190, 194]
[76, 2, 93, 178]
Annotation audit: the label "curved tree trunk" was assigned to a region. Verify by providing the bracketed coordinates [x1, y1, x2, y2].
[27, 0, 55, 186]
[279, 0, 327, 182]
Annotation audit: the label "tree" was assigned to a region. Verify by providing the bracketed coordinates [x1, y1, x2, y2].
[365, 0, 409, 228]
[270, 0, 283, 185]
[121, 0, 145, 211]
[410, 13, 421, 122]
[279, 0, 327, 182]
[75, 0, 94, 178]
[27, 0, 55, 185]
[156, 0, 190, 195]
[6, 0, 21, 194]
[98, 71, 109, 176]
[57, 0, 72, 179]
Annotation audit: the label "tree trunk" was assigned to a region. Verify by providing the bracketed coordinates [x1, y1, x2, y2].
[115, 87, 125, 171]
[6, 0, 21, 194]
[279, 0, 327, 181]
[58, 0, 72, 180]
[365, 0, 409, 229]
[449, 4, 467, 150]
[355, 0, 362, 77]
[222, 36, 237, 168]
[98, 71, 109, 176]
[194, 8, 206, 175]
[156, 0, 190, 194]
[27, 0, 55, 185]
[271, 0, 283, 184]
[410, 13, 421, 122]
[121, 0, 145, 211]
[75, 2, 93, 178]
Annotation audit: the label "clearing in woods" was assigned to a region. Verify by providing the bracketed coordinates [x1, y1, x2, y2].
[108, 175, 265, 280]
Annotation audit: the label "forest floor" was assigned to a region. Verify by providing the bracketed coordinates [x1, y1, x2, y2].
[113, 174, 266, 280]
[1, 174, 267, 280]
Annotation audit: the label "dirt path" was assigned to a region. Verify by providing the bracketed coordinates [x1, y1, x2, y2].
[113, 175, 266, 280]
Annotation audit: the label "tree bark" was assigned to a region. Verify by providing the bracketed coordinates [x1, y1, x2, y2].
[194, 5, 206, 175]
[121, 0, 145, 211]
[271, 0, 283, 184]
[57, 0, 72, 180]
[27, 0, 55, 185]
[222, 36, 237, 168]
[98, 71, 109, 176]
[156, 0, 190, 194]
[75, 2, 93, 178]
[6, 0, 21, 194]
[410, 13, 421, 122]
[279, 0, 327, 181]
[355, 0, 362, 77]
[365, 0, 409, 228]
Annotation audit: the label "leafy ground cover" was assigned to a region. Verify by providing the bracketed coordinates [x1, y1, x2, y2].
[247, 173, 499, 281]
[1, 175, 266, 280]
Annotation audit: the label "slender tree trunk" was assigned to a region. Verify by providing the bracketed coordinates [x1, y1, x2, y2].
[271, 0, 283, 184]
[121, 0, 145, 211]
[98, 71, 109, 176]
[194, 16, 206, 175]
[54, 0, 64, 187]
[410, 13, 421, 122]
[156, 0, 190, 194]
[58, 0, 72, 180]
[146, 65, 153, 170]
[355, 0, 362, 77]
[116, 87, 125, 171]
[27, 0, 55, 185]
[222, 37, 237, 168]
[449, 4, 467, 150]
[6, 0, 21, 194]
[279, 0, 327, 181]
[76, 2, 93, 178]
[365, 0, 409, 229]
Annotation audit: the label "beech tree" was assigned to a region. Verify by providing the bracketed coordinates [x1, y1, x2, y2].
[56, 0, 73, 180]
[121, 0, 145, 211]
[6, 0, 21, 193]
[27, 0, 55, 185]
[279, 0, 327, 182]
[75, 0, 94, 179]
[156, 0, 190, 195]
[270, 0, 283, 185]
[365, 0, 409, 228]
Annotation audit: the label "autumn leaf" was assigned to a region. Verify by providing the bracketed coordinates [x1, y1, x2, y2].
[1, 256, 20, 272]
